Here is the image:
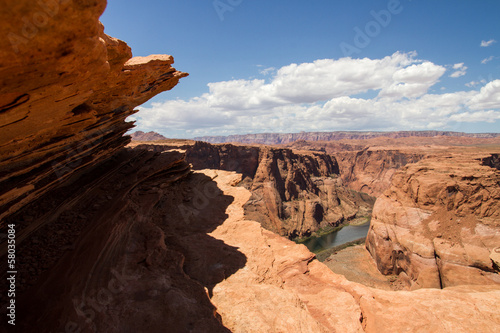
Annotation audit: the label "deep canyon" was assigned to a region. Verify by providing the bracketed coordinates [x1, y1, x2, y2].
[1, 1, 499, 332]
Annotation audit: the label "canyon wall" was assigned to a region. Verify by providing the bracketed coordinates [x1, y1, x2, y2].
[186, 142, 375, 237]
[10, 164, 500, 333]
[134, 141, 374, 238]
[0, 0, 187, 224]
[335, 148, 425, 197]
[366, 152, 500, 289]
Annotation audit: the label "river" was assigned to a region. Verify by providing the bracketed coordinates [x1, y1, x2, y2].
[301, 221, 371, 253]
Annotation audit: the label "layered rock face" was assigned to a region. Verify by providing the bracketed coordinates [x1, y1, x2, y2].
[184, 142, 374, 237]
[335, 148, 425, 197]
[0, 0, 187, 223]
[198, 171, 500, 333]
[366, 152, 500, 289]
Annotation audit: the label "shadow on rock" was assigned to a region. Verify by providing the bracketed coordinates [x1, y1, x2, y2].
[5, 150, 245, 333]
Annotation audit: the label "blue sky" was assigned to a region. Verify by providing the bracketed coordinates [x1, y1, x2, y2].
[101, 0, 500, 138]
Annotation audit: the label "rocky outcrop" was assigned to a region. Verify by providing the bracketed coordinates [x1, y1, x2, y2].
[184, 142, 374, 237]
[4, 149, 205, 332]
[335, 148, 425, 197]
[195, 131, 500, 145]
[366, 152, 500, 289]
[136, 141, 375, 237]
[482, 153, 500, 170]
[0, 0, 187, 224]
[130, 130, 168, 141]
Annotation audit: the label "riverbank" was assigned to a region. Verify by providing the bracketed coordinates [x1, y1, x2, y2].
[322, 245, 405, 291]
[315, 237, 366, 261]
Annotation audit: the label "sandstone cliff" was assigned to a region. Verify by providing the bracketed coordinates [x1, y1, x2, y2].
[131, 141, 374, 237]
[0, 0, 187, 224]
[9, 166, 500, 332]
[335, 148, 425, 197]
[366, 152, 500, 289]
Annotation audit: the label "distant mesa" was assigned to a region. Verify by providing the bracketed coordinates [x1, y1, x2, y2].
[194, 130, 500, 145]
[130, 130, 167, 141]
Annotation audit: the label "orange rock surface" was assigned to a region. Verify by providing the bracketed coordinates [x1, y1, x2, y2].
[0, 0, 187, 223]
[367, 152, 500, 289]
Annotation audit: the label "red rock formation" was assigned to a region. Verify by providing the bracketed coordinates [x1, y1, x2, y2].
[244, 147, 373, 237]
[7, 165, 499, 332]
[209, 171, 500, 333]
[0, 0, 187, 224]
[366, 152, 500, 289]
[286, 139, 500, 199]
[335, 148, 425, 197]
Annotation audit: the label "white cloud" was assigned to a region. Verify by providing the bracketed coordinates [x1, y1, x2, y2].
[467, 80, 500, 110]
[379, 61, 446, 98]
[449, 63, 467, 78]
[270, 52, 445, 102]
[259, 67, 276, 75]
[449, 110, 500, 123]
[481, 56, 495, 64]
[466, 80, 486, 87]
[133, 53, 500, 137]
[481, 39, 497, 47]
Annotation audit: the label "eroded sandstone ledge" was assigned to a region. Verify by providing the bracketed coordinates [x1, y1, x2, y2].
[0, 0, 188, 224]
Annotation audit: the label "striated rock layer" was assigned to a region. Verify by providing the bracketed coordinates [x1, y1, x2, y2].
[0, 0, 188, 224]
[208, 171, 500, 333]
[7, 166, 499, 332]
[335, 148, 425, 197]
[366, 152, 500, 289]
